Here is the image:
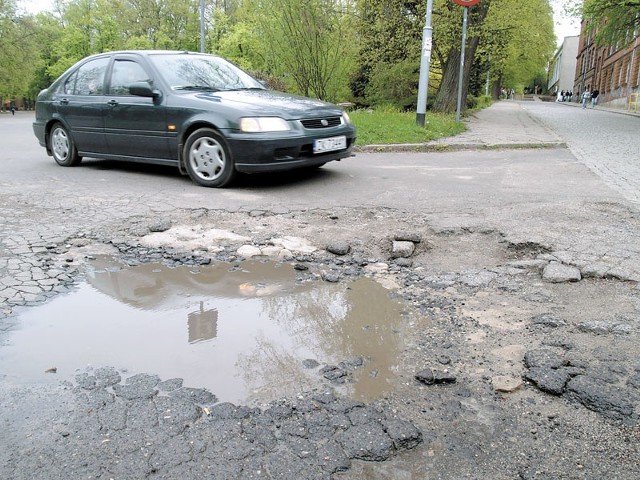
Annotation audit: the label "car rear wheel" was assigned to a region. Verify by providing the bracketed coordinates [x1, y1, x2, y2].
[49, 123, 81, 166]
[184, 128, 235, 188]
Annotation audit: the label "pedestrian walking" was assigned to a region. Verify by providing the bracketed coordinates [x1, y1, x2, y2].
[581, 89, 591, 109]
[591, 89, 599, 107]
[10, 101, 16, 115]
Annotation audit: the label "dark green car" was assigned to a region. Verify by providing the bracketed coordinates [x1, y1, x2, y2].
[33, 50, 357, 188]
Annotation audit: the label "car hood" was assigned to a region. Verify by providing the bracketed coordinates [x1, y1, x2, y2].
[192, 89, 343, 118]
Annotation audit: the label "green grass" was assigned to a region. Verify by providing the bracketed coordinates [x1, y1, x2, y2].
[349, 107, 466, 146]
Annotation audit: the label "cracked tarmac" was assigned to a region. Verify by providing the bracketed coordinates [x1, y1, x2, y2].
[2, 104, 640, 478]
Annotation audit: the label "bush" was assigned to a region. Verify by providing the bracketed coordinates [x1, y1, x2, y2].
[364, 59, 419, 110]
[249, 71, 288, 92]
[466, 94, 492, 112]
[475, 95, 492, 108]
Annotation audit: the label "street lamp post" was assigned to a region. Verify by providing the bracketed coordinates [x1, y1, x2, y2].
[416, 0, 434, 127]
[200, 0, 205, 53]
[455, 7, 468, 122]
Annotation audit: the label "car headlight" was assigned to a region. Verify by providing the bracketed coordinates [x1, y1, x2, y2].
[342, 111, 352, 125]
[239, 117, 290, 132]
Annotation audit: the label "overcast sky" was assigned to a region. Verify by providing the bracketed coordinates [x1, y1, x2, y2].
[18, 0, 581, 47]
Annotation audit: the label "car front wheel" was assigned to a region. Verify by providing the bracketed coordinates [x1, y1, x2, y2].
[49, 123, 81, 166]
[184, 128, 235, 188]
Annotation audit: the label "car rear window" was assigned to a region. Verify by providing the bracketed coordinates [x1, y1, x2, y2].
[67, 57, 109, 96]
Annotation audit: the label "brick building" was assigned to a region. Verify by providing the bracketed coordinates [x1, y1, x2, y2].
[574, 20, 640, 109]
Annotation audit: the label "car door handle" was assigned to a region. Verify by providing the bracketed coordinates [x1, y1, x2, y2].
[59, 98, 69, 105]
[107, 99, 119, 107]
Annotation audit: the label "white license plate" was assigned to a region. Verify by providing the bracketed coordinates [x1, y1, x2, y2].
[313, 135, 347, 154]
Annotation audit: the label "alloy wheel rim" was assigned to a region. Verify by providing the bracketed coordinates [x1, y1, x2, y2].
[52, 128, 69, 161]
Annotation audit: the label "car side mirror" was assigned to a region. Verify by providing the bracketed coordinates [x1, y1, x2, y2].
[129, 81, 161, 99]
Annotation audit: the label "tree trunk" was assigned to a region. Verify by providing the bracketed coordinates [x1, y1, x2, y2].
[432, 3, 491, 114]
[432, 48, 462, 113]
[491, 75, 503, 100]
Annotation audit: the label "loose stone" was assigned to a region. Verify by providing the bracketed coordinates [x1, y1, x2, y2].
[394, 232, 422, 243]
[391, 241, 415, 259]
[237, 245, 262, 258]
[492, 375, 523, 393]
[415, 368, 457, 385]
[326, 241, 351, 256]
[149, 219, 172, 232]
[542, 261, 581, 283]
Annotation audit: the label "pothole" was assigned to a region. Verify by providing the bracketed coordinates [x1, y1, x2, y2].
[0, 257, 412, 405]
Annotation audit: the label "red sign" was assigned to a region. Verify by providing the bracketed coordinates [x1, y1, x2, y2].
[452, 0, 481, 6]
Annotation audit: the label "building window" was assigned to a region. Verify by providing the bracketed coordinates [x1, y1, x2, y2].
[631, 48, 640, 87]
[621, 56, 630, 86]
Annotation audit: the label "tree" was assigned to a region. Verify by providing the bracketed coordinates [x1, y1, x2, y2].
[578, 0, 640, 46]
[431, 1, 493, 113]
[0, 1, 42, 105]
[208, 7, 266, 70]
[122, 0, 200, 50]
[354, 0, 555, 112]
[251, 0, 359, 101]
[28, 13, 65, 95]
[477, 0, 555, 97]
[42, 0, 204, 77]
[46, 0, 123, 77]
[352, 0, 428, 107]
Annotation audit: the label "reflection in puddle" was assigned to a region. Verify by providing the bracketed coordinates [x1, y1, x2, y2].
[188, 302, 218, 344]
[0, 259, 407, 404]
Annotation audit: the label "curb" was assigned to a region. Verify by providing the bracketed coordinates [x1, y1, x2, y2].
[354, 141, 567, 154]
[556, 101, 640, 118]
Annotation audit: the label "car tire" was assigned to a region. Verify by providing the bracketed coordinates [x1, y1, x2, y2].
[184, 128, 235, 188]
[49, 122, 81, 166]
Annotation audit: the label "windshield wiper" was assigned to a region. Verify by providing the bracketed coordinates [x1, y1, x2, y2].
[173, 85, 218, 91]
[223, 87, 266, 92]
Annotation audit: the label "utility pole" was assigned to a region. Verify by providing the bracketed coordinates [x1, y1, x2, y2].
[451, 0, 481, 122]
[455, 7, 468, 122]
[200, 0, 205, 53]
[416, 0, 434, 127]
[485, 63, 490, 96]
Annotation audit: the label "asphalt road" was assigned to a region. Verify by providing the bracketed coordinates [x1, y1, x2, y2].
[0, 108, 630, 212]
[3, 107, 638, 282]
[1, 104, 639, 479]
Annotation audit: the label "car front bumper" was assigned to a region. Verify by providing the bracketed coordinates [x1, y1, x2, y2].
[226, 130, 357, 173]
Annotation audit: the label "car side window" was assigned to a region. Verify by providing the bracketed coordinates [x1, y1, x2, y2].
[109, 60, 150, 96]
[63, 72, 78, 95]
[73, 58, 109, 96]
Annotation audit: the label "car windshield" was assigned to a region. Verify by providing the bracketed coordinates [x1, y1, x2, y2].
[149, 53, 265, 92]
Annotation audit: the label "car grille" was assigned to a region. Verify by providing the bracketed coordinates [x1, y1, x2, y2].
[300, 117, 342, 129]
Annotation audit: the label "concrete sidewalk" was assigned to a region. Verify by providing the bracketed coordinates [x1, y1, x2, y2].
[432, 100, 565, 149]
[357, 100, 565, 152]
[434, 97, 640, 148]
[357, 98, 639, 152]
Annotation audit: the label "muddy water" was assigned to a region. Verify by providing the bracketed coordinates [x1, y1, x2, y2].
[0, 259, 408, 404]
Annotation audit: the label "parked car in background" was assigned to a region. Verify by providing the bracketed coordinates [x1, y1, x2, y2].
[33, 50, 356, 187]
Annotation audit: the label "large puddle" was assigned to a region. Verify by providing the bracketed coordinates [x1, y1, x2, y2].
[0, 259, 409, 404]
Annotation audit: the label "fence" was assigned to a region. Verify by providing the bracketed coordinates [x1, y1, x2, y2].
[629, 93, 640, 112]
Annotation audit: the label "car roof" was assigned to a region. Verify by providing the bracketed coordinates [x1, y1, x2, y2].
[85, 50, 220, 58]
